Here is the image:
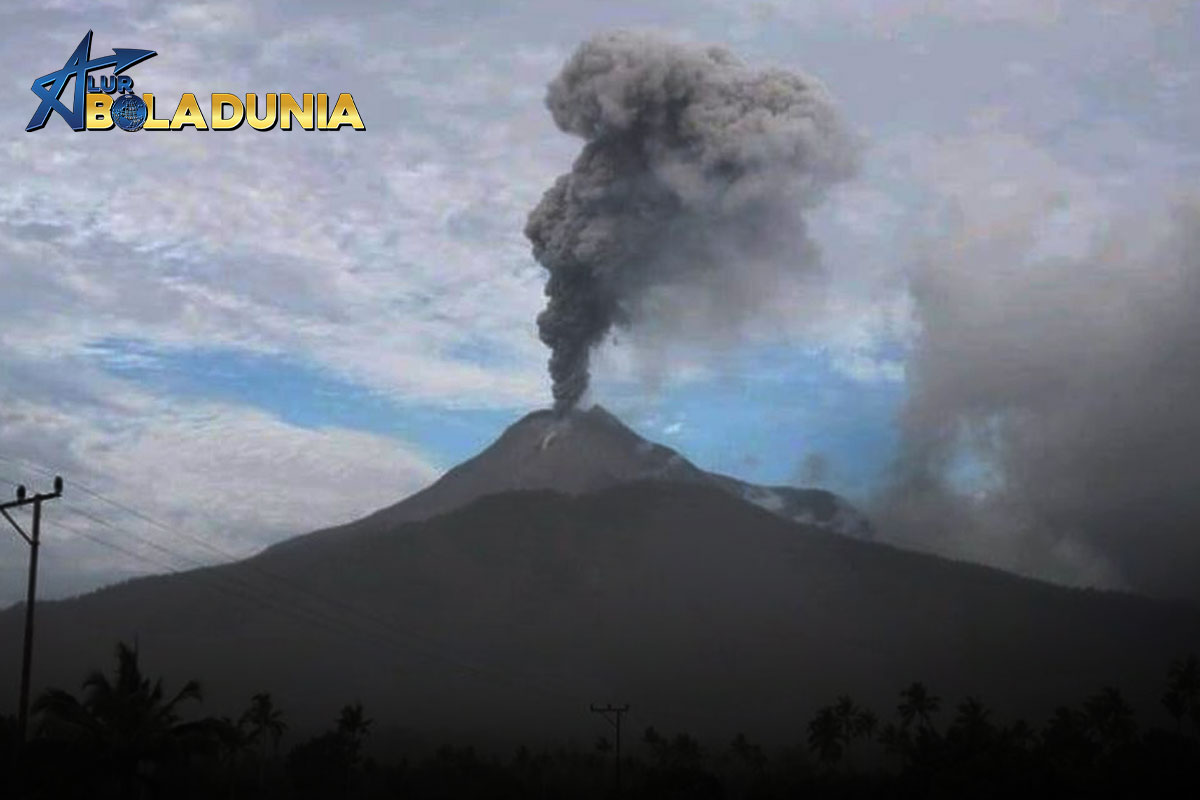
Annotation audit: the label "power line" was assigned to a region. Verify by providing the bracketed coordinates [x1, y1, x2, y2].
[0, 453, 257, 565]
[61, 503, 216, 573]
[3, 457, 676, 739]
[42, 512, 577, 702]
[44, 509, 485, 676]
[47, 516, 190, 577]
[4, 454, 522, 670]
[72, 499, 576, 699]
[0, 460, 580, 703]
[41, 515, 489, 687]
[12, 474, 423, 664]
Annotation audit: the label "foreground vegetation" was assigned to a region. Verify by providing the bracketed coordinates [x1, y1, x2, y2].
[2, 643, 1198, 798]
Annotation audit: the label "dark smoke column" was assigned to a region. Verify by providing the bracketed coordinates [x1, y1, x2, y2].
[526, 31, 858, 412]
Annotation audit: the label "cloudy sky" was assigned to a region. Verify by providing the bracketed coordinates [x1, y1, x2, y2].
[1, 0, 1198, 604]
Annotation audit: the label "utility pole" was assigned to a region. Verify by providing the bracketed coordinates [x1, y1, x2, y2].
[1, 476, 62, 740]
[590, 703, 629, 794]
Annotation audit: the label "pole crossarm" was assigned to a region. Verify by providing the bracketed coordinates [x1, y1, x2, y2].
[590, 703, 630, 793]
[0, 489, 62, 512]
[0, 507, 31, 544]
[590, 703, 630, 729]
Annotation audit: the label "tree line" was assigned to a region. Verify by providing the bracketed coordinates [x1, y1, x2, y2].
[2, 642, 1198, 798]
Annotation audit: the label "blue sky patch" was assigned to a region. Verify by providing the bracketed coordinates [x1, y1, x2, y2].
[89, 337, 904, 502]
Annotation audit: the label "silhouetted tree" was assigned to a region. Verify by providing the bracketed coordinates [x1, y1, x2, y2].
[642, 727, 721, 798]
[808, 706, 844, 765]
[878, 721, 913, 763]
[241, 692, 286, 758]
[1163, 654, 1200, 736]
[1042, 704, 1094, 773]
[1003, 718, 1034, 749]
[336, 701, 372, 765]
[287, 702, 373, 799]
[729, 731, 766, 773]
[210, 716, 250, 799]
[1083, 686, 1136, 755]
[13, 651, 1200, 798]
[1001, 720, 1035, 758]
[809, 696, 877, 768]
[33, 641, 216, 798]
[939, 695, 1001, 785]
[949, 697, 994, 745]
[898, 681, 941, 733]
[237, 693, 286, 792]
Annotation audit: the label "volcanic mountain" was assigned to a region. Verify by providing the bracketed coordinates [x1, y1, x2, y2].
[269, 405, 870, 557]
[1, 407, 1197, 747]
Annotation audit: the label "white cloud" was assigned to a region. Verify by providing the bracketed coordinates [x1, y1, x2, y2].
[705, 0, 1190, 34]
[0, 379, 438, 604]
[1, 8, 564, 411]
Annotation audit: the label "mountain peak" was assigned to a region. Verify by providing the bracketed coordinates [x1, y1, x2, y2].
[270, 405, 870, 555]
[501, 404, 669, 459]
[445, 403, 706, 498]
[508, 403, 639, 433]
[340, 404, 705, 534]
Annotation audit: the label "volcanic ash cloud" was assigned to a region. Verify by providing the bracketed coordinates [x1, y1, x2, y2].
[525, 31, 859, 412]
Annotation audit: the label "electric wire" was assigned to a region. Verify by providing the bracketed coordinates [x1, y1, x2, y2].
[0, 458, 580, 703]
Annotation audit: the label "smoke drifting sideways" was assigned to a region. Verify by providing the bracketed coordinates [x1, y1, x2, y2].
[526, 31, 858, 412]
[876, 197, 1200, 605]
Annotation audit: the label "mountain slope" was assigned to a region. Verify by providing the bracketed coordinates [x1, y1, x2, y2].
[2, 480, 1196, 746]
[268, 405, 868, 557]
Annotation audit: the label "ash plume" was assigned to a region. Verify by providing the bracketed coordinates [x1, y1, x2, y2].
[876, 196, 1200, 604]
[526, 31, 858, 411]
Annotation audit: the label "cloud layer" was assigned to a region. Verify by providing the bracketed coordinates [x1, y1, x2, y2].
[0, 370, 437, 604]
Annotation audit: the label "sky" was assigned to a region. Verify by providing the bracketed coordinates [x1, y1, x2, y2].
[1, 0, 1198, 604]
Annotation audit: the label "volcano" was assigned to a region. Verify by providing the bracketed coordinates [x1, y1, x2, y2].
[1, 407, 1197, 747]
[269, 405, 870, 558]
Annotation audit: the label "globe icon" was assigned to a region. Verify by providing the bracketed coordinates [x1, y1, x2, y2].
[112, 93, 147, 132]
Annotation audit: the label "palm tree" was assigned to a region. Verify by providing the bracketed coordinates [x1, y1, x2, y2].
[834, 695, 858, 744]
[954, 698, 991, 734]
[1042, 705, 1092, 766]
[1083, 686, 1136, 754]
[808, 706, 844, 765]
[898, 682, 941, 732]
[878, 721, 912, 762]
[240, 693, 286, 790]
[211, 716, 250, 800]
[288, 703, 375, 798]
[947, 696, 996, 757]
[809, 697, 878, 768]
[729, 732, 766, 773]
[33, 641, 215, 798]
[1000, 717, 1034, 759]
[1163, 654, 1200, 736]
[336, 702, 372, 764]
[854, 708, 878, 741]
[241, 693, 286, 758]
